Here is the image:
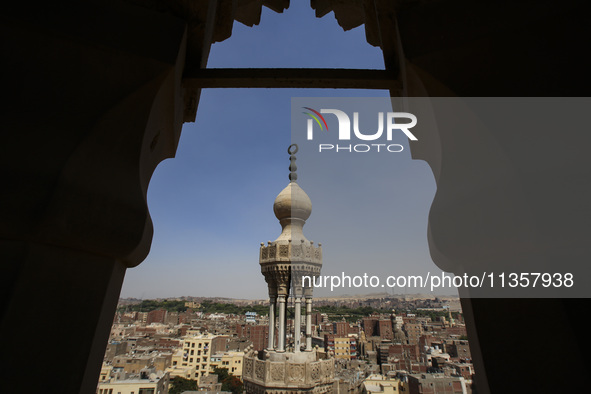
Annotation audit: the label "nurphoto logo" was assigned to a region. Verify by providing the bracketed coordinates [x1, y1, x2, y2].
[302, 107, 418, 153]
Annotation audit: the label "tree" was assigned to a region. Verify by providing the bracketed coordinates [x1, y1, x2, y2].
[212, 367, 244, 394]
[222, 375, 244, 394]
[169, 376, 197, 394]
[212, 367, 229, 382]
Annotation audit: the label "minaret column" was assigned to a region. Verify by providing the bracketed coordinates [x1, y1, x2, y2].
[267, 296, 276, 350]
[277, 294, 287, 352]
[294, 296, 302, 352]
[305, 297, 313, 351]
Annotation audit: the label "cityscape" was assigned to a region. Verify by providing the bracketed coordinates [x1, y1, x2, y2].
[98, 293, 472, 394]
[97, 151, 473, 394]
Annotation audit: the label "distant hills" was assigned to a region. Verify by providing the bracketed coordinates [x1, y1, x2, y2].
[119, 292, 459, 305]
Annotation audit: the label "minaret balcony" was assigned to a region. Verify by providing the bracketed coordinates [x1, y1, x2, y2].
[259, 241, 322, 265]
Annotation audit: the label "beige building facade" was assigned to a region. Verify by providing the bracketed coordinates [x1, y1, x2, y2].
[165, 365, 196, 380]
[334, 338, 352, 360]
[96, 372, 169, 394]
[362, 374, 406, 394]
[210, 351, 245, 376]
[171, 333, 216, 384]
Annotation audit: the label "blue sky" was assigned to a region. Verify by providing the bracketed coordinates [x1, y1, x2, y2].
[120, 2, 442, 299]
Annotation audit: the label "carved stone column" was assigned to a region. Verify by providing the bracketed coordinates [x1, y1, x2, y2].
[294, 296, 302, 352]
[305, 297, 313, 351]
[277, 295, 287, 352]
[268, 296, 276, 351]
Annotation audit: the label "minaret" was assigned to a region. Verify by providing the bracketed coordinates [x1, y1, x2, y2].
[259, 144, 323, 353]
[448, 309, 455, 327]
[243, 145, 333, 394]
